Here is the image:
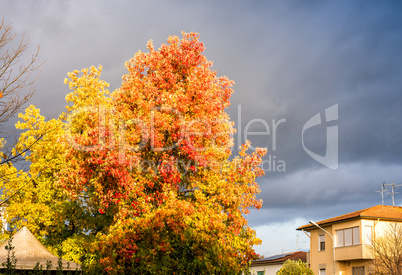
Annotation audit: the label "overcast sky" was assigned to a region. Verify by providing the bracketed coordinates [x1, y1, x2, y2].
[2, 0, 402, 256]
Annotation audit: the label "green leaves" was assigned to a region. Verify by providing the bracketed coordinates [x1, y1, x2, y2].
[276, 260, 314, 275]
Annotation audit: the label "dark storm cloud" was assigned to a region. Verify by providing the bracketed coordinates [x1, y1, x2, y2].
[1, 0, 402, 254]
[223, 1, 402, 170]
[252, 163, 402, 223]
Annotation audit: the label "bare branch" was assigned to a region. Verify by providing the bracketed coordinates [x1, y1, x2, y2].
[369, 222, 402, 275]
[0, 18, 44, 170]
[0, 18, 43, 129]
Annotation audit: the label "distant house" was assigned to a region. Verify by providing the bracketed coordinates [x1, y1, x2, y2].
[0, 227, 80, 273]
[297, 205, 402, 275]
[247, 251, 308, 275]
[0, 206, 10, 233]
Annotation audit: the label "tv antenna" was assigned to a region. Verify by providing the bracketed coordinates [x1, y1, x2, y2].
[296, 233, 306, 251]
[385, 182, 402, 206]
[377, 182, 387, 205]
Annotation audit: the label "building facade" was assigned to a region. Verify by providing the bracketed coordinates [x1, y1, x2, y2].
[0, 206, 10, 233]
[297, 205, 402, 275]
[247, 251, 307, 275]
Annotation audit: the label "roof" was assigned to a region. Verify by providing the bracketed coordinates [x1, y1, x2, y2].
[297, 205, 402, 231]
[251, 251, 307, 266]
[0, 227, 80, 271]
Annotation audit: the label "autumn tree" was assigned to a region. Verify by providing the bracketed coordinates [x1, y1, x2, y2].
[0, 86, 114, 262]
[0, 18, 42, 173]
[3, 32, 266, 274]
[369, 222, 402, 275]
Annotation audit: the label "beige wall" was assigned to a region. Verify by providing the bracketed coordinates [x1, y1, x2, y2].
[309, 224, 335, 274]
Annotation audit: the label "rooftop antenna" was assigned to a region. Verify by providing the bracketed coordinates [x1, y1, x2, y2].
[385, 182, 402, 206]
[296, 233, 306, 251]
[377, 182, 388, 205]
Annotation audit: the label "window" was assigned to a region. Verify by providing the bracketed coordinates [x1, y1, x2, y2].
[319, 268, 326, 275]
[352, 266, 365, 275]
[319, 234, 325, 251]
[364, 225, 372, 244]
[345, 227, 353, 246]
[336, 229, 344, 247]
[257, 272, 265, 275]
[335, 227, 360, 247]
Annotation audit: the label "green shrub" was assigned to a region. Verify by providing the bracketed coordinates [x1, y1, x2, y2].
[276, 259, 314, 275]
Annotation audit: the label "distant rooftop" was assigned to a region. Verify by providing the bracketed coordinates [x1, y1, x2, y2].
[297, 205, 402, 231]
[0, 227, 80, 271]
[251, 251, 307, 266]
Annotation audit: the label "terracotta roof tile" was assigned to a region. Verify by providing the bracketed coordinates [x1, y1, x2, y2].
[297, 205, 402, 231]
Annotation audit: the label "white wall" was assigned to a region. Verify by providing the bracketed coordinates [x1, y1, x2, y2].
[249, 263, 283, 275]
